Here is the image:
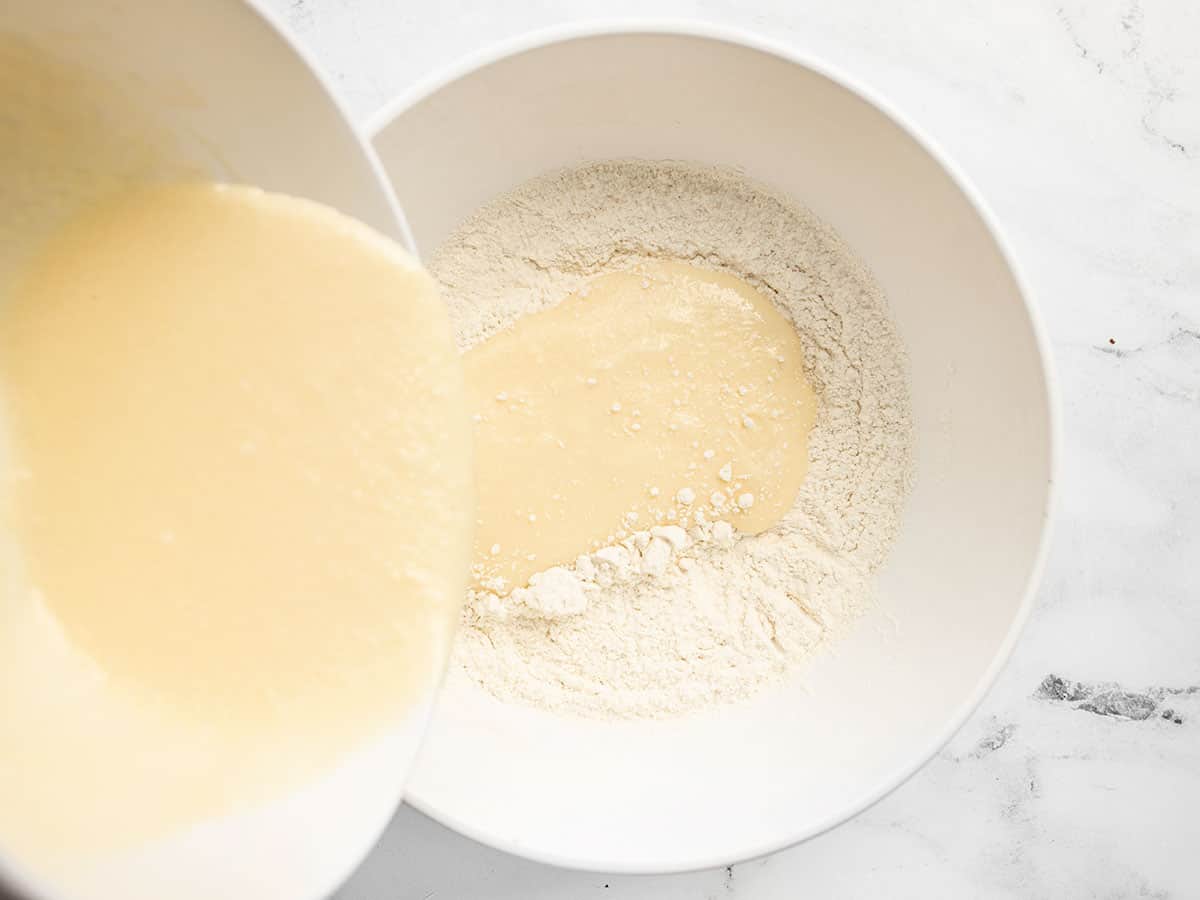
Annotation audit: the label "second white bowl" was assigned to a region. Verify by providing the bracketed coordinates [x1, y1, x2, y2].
[370, 23, 1057, 874]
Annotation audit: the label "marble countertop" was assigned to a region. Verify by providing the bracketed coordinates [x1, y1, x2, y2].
[265, 1, 1199, 897]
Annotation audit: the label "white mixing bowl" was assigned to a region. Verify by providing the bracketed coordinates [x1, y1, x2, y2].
[370, 22, 1059, 873]
[0, 3, 437, 899]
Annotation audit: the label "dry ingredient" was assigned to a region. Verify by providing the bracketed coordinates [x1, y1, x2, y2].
[431, 160, 913, 718]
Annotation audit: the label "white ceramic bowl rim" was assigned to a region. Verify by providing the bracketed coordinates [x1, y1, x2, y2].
[369, 18, 1061, 874]
[248, 0, 416, 254]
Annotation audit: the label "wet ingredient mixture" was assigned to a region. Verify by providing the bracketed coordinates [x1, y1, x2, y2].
[0, 182, 472, 862]
[468, 259, 817, 596]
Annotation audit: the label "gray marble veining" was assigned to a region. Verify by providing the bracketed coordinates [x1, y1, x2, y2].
[261, 1, 1198, 896]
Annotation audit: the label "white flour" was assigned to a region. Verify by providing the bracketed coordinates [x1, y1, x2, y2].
[430, 160, 912, 718]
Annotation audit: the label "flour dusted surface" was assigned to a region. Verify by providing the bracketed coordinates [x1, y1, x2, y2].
[431, 160, 912, 719]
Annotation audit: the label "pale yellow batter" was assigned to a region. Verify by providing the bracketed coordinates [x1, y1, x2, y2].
[0, 183, 472, 861]
[466, 260, 816, 594]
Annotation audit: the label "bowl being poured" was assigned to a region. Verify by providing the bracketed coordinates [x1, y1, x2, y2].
[0, 3, 467, 899]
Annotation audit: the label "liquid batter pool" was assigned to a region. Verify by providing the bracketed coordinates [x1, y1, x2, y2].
[466, 259, 817, 595]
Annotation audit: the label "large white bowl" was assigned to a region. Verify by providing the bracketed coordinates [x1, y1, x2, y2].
[0, 3, 434, 899]
[370, 23, 1059, 873]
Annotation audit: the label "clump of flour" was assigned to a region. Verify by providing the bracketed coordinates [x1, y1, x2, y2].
[430, 160, 912, 719]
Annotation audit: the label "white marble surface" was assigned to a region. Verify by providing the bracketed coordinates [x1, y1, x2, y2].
[264, 1, 1200, 897]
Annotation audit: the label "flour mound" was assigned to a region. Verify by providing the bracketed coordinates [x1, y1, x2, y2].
[431, 160, 913, 719]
